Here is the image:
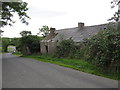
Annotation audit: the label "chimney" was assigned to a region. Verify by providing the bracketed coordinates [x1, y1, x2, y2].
[78, 22, 84, 29]
[50, 28, 55, 35]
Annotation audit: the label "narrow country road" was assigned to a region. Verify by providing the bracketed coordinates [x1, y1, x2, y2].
[2, 53, 118, 88]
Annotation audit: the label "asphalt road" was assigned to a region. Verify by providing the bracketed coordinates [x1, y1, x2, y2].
[2, 53, 118, 88]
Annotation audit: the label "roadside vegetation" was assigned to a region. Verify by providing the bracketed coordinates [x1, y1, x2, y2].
[1, 0, 119, 80]
[18, 31, 41, 55]
[12, 54, 118, 80]
[84, 24, 120, 75]
[2, 37, 11, 52]
[53, 25, 119, 80]
[12, 23, 120, 80]
[2, 24, 119, 80]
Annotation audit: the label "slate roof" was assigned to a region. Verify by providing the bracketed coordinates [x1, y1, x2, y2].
[41, 22, 117, 43]
[51, 23, 108, 42]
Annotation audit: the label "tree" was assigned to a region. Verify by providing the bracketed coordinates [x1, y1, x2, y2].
[9, 37, 21, 51]
[38, 25, 50, 37]
[19, 31, 41, 55]
[0, 30, 4, 37]
[110, 0, 120, 34]
[20, 30, 31, 37]
[110, 0, 120, 21]
[19, 30, 32, 54]
[19, 35, 41, 55]
[0, 1, 30, 27]
[2, 37, 10, 52]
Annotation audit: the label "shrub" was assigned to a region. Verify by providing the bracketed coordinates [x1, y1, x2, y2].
[20, 35, 41, 55]
[84, 25, 120, 73]
[55, 39, 80, 58]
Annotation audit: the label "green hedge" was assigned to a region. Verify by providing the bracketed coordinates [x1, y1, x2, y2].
[55, 39, 81, 59]
[84, 25, 120, 73]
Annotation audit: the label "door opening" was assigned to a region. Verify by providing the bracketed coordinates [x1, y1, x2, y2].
[45, 45, 48, 53]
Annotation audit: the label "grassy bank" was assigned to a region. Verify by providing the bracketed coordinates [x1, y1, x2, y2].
[13, 53, 119, 80]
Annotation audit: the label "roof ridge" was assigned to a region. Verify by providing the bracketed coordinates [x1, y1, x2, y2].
[56, 23, 108, 31]
[56, 27, 78, 31]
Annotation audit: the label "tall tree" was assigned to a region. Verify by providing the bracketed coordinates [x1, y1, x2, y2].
[19, 35, 41, 55]
[38, 25, 50, 37]
[0, 1, 30, 27]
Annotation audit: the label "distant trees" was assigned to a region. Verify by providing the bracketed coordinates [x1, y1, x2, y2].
[2, 37, 20, 52]
[20, 30, 32, 37]
[1, 30, 41, 54]
[2, 37, 10, 52]
[10, 38, 21, 51]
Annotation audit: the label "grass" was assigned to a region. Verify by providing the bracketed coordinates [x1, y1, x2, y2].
[7, 47, 13, 51]
[12, 52, 22, 56]
[14, 54, 119, 80]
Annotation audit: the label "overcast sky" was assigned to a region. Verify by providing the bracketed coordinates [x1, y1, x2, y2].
[2, 0, 117, 38]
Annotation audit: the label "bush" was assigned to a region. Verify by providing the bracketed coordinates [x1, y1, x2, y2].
[84, 25, 120, 73]
[20, 35, 41, 55]
[55, 39, 79, 58]
[2, 37, 10, 52]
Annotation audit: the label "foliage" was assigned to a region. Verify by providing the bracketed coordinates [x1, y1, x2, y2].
[0, 30, 4, 36]
[38, 25, 50, 37]
[54, 24, 120, 79]
[110, 0, 120, 21]
[55, 39, 80, 58]
[10, 38, 20, 45]
[7, 45, 16, 52]
[10, 38, 21, 51]
[21, 54, 119, 80]
[2, 37, 10, 52]
[19, 35, 41, 55]
[1, 1, 30, 27]
[84, 25, 120, 73]
[20, 30, 31, 37]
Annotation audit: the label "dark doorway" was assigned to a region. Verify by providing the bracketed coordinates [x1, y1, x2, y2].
[45, 45, 48, 53]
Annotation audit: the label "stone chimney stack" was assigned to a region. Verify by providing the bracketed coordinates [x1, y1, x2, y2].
[78, 22, 84, 29]
[50, 28, 55, 35]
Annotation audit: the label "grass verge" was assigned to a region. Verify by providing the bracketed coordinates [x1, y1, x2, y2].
[12, 52, 22, 56]
[16, 54, 119, 80]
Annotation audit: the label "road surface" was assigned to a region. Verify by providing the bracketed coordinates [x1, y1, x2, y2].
[2, 53, 118, 88]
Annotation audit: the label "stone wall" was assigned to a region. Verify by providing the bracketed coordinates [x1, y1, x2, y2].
[40, 41, 57, 55]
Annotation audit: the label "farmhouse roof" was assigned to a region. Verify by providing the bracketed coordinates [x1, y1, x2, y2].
[41, 22, 115, 43]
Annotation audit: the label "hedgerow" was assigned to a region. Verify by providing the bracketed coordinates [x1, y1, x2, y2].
[84, 24, 120, 73]
[55, 39, 81, 59]
[55, 23, 120, 77]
